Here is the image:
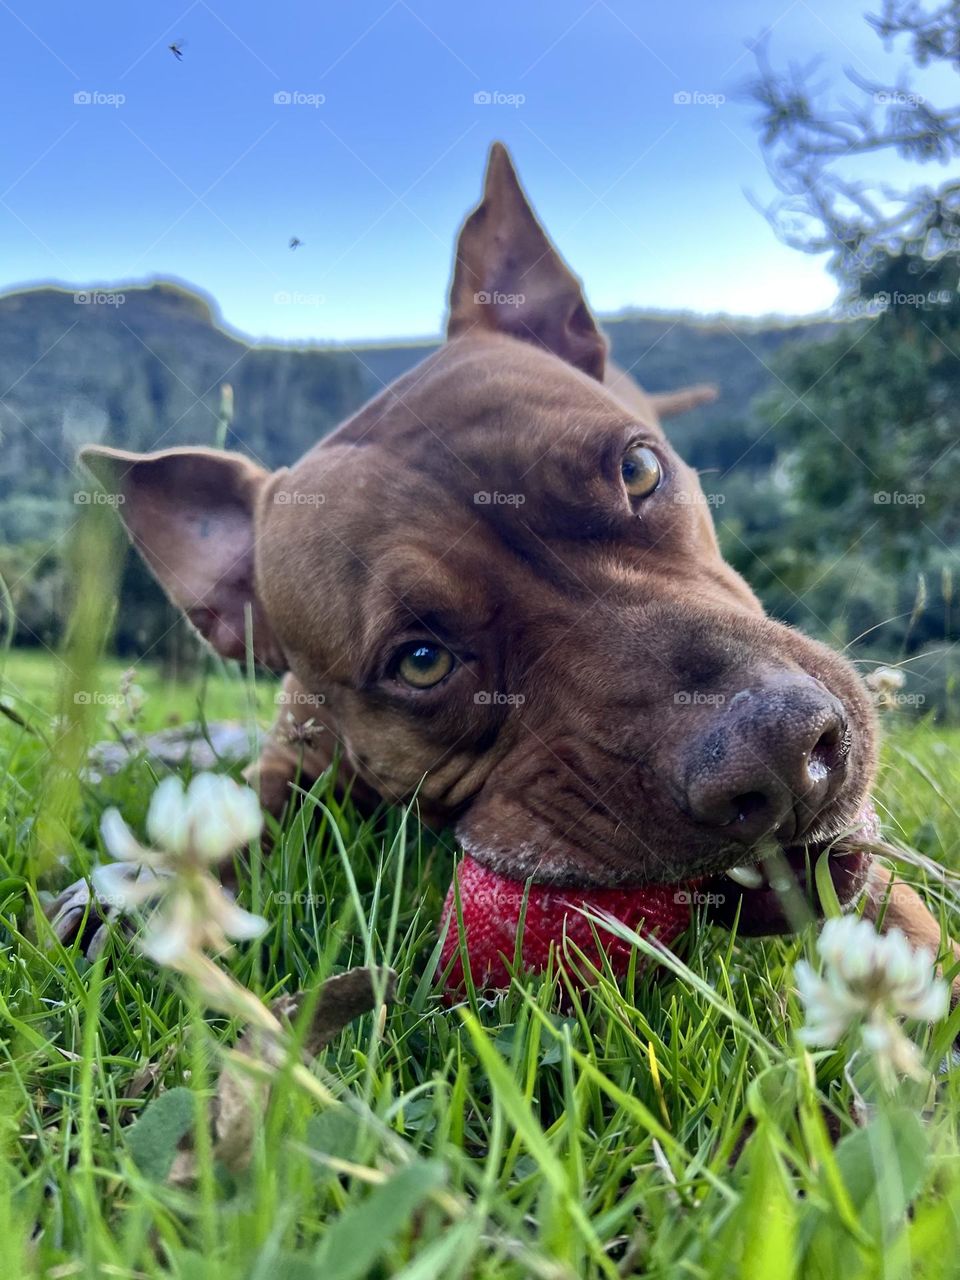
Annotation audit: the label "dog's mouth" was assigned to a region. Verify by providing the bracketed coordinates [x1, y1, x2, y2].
[441, 802, 880, 990]
[695, 801, 879, 934]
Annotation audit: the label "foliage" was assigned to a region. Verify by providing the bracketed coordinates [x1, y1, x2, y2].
[0, 647, 959, 1277]
[718, 275, 959, 660]
[724, 1, 960, 708]
[745, 0, 960, 291]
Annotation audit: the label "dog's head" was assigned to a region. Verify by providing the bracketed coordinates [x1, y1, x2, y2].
[82, 143, 878, 930]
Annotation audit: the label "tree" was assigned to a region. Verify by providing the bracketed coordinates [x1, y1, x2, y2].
[746, 1, 960, 295]
[726, 3, 960, 688]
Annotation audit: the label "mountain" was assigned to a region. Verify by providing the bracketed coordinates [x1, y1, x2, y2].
[0, 281, 369, 543]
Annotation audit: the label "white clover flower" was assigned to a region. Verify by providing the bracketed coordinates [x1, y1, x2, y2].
[864, 666, 905, 695]
[795, 914, 949, 1086]
[146, 773, 262, 864]
[94, 772, 267, 969]
[864, 665, 908, 711]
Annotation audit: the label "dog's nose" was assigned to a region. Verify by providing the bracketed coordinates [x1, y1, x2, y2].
[682, 675, 849, 845]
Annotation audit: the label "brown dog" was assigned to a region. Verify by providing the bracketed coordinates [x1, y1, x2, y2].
[81, 143, 954, 969]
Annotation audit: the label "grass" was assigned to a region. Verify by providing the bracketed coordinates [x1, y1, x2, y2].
[1, 641, 960, 1279]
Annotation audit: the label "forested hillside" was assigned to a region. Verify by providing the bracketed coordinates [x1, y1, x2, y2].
[0, 282, 368, 545]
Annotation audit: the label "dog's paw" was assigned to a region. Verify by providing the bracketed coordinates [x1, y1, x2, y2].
[42, 865, 139, 960]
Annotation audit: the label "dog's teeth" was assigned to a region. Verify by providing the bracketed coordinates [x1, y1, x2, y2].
[769, 874, 794, 893]
[726, 864, 763, 888]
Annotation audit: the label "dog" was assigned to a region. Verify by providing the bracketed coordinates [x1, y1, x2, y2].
[81, 142, 956, 978]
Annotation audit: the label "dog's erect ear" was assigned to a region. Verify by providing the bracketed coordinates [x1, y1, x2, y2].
[79, 445, 285, 670]
[447, 142, 606, 381]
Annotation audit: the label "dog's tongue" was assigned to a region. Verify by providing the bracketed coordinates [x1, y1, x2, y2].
[439, 856, 691, 991]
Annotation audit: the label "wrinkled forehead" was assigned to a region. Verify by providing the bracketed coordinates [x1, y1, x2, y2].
[327, 333, 665, 473]
[280, 338, 671, 557]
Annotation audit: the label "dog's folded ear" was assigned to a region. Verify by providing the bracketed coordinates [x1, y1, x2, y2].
[78, 445, 285, 670]
[447, 141, 606, 381]
[650, 384, 719, 419]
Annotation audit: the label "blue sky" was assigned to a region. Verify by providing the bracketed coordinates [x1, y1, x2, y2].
[0, 1, 949, 341]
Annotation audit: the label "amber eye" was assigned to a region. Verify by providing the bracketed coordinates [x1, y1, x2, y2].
[621, 445, 662, 498]
[396, 643, 454, 689]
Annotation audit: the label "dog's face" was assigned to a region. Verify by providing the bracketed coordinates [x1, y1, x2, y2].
[83, 144, 878, 930]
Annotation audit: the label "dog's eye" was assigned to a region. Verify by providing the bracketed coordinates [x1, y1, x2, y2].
[395, 643, 455, 689]
[621, 445, 661, 499]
